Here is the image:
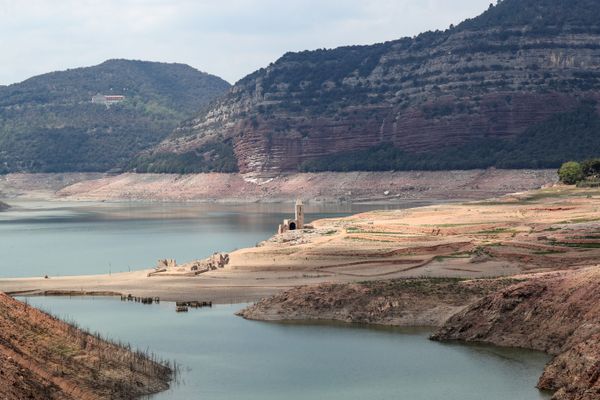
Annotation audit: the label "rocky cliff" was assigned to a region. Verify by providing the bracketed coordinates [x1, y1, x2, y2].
[432, 267, 600, 400]
[139, 0, 600, 174]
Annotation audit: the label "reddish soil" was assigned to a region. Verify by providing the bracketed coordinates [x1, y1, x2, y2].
[432, 267, 600, 400]
[0, 293, 171, 400]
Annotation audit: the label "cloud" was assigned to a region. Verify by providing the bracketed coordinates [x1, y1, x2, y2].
[0, 0, 491, 85]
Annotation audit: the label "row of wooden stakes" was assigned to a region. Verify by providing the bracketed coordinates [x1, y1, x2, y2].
[175, 300, 213, 312]
[121, 294, 160, 304]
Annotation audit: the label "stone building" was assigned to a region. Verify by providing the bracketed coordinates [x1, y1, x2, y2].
[278, 199, 304, 234]
[91, 94, 125, 106]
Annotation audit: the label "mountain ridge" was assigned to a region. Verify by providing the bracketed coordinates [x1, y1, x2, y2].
[0, 59, 230, 173]
[136, 0, 600, 174]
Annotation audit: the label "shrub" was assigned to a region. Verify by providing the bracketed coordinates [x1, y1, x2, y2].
[581, 158, 600, 179]
[558, 161, 584, 184]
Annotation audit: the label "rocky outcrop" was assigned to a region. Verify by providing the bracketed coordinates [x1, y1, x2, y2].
[0, 292, 172, 400]
[538, 333, 600, 400]
[145, 0, 600, 174]
[149, 253, 229, 276]
[432, 267, 600, 400]
[238, 278, 519, 327]
[239, 267, 599, 400]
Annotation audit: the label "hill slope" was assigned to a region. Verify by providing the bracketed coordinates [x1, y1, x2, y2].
[432, 267, 600, 400]
[0, 292, 171, 399]
[138, 0, 600, 174]
[0, 60, 230, 172]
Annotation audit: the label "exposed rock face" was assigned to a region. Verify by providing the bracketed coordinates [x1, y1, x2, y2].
[147, 0, 600, 174]
[432, 267, 600, 400]
[240, 267, 599, 400]
[539, 333, 600, 400]
[238, 278, 518, 327]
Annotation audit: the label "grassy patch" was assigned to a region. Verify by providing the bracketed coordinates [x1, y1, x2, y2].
[50, 342, 78, 358]
[421, 222, 499, 227]
[557, 217, 600, 224]
[550, 241, 600, 249]
[543, 226, 562, 232]
[475, 227, 518, 235]
[532, 249, 567, 255]
[433, 252, 473, 262]
[344, 237, 391, 243]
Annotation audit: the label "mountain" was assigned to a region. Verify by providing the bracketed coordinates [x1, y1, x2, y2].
[0, 59, 230, 172]
[135, 0, 600, 174]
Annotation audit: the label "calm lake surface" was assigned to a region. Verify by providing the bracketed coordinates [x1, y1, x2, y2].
[23, 297, 551, 400]
[0, 200, 403, 278]
[4, 200, 551, 399]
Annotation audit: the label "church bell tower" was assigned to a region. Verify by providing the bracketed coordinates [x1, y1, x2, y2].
[295, 199, 304, 229]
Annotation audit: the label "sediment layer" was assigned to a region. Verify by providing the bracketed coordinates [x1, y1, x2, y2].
[0, 169, 555, 202]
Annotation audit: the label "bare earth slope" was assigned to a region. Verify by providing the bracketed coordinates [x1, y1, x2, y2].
[432, 267, 600, 400]
[0, 169, 555, 202]
[240, 268, 599, 400]
[238, 278, 520, 327]
[0, 292, 171, 400]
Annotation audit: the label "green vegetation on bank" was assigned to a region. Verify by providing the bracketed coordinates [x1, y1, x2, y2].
[300, 103, 600, 172]
[0, 59, 230, 173]
[559, 158, 600, 186]
[131, 141, 238, 174]
[459, 0, 600, 32]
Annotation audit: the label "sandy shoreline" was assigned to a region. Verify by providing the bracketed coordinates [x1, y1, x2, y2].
[2, 185, 599, 304]
[0, 169, 556, 203]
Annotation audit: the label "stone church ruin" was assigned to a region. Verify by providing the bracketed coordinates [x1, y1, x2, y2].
[278, 199, 304, 234]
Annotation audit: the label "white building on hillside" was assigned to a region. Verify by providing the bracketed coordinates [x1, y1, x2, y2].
[91, 94, 125, 106]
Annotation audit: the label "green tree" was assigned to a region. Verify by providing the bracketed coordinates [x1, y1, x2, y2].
[558, 161, 584, 184]
[581, 158, 600, 179]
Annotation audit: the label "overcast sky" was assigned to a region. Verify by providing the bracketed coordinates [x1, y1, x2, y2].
[0, 0, 491, 86]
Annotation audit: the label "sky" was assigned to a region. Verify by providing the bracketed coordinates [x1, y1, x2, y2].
[0, 0, 492, 86]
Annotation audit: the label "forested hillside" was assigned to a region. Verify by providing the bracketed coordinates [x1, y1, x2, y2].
[0, 59, 230, 172]
[137, 0, 600, 174]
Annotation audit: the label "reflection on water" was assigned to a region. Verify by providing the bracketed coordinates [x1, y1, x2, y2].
[0, 200, 410, 278]
[22, 296, 552, 400]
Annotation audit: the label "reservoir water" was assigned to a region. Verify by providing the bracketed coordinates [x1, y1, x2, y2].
[4, 200, 551, 399]
[23, 296, 552, 400]
[0, 200, 393, 278]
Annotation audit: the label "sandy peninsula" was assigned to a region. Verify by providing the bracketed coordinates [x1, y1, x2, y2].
[2, 185, 599, 303]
